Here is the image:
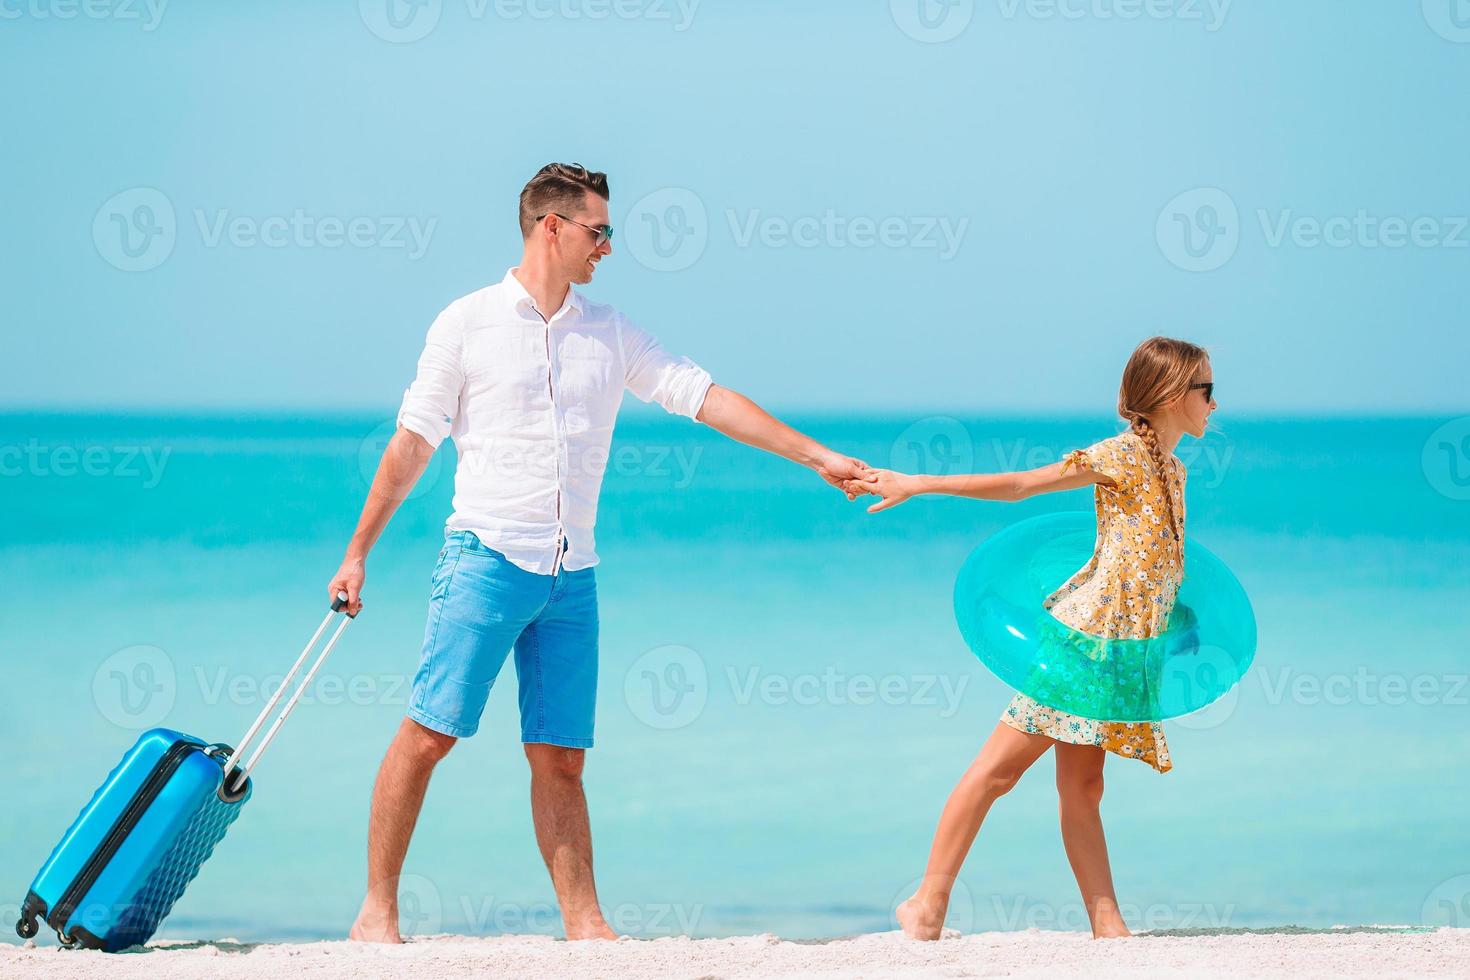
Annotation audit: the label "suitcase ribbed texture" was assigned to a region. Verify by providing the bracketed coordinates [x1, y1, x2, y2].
[106, 789, 245, 951]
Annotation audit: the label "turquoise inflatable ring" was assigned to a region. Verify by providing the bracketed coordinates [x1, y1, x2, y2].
[953, 513, 1257, 722]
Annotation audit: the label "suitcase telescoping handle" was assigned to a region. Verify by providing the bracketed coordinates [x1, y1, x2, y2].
[220, 592, 358, 794]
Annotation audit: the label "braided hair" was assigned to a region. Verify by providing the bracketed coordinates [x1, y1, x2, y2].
[1117, 337, 1210, 552]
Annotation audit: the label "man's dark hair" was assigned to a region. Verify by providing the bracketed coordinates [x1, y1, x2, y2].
[519, 163, 610, 239]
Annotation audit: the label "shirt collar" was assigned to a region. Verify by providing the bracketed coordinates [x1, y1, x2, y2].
[503, 267, 584, 323]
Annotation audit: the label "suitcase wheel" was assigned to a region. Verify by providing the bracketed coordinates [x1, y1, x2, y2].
[15, 915, 37, 940]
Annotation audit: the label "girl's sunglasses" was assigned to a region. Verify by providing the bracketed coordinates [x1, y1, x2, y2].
[1190, 382, 1215, 402]
[541, 213, 614, 247]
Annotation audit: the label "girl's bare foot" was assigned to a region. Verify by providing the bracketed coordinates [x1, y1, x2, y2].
[1089, 902, 1132, 939]
[897, 895, 946, 941]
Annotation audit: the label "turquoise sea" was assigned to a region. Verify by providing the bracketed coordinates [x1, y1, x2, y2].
[2, 410, 1468, 943]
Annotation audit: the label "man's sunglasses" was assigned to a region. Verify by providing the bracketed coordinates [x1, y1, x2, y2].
[540, 213, 614, 247]
[1190, 382, 1215, 402]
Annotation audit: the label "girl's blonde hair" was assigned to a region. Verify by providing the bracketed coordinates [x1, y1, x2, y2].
[1118, 336, 1210, 546]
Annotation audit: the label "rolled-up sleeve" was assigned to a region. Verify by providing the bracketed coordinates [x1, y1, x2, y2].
[618, 315, 714, 421]
[396, 304, 465, 449]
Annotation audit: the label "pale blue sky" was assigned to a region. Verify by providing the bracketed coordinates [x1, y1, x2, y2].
[2, 1, 1466, 415]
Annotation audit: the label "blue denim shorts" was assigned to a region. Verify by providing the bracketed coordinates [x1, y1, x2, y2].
[407, 530, 598, 747]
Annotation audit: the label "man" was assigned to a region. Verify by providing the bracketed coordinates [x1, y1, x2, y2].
[334, 163, 872, 943]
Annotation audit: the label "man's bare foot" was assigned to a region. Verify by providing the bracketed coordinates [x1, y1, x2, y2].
[897, 895, 946, 941]
[348, 901, 403, 944]
[564, 918, 618, 941]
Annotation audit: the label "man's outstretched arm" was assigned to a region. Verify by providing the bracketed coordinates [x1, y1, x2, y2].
[328, 428, 436, 614]
[696, 384, 873, 496]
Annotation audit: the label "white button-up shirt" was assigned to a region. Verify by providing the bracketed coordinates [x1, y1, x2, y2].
[396, 269, 714, 575]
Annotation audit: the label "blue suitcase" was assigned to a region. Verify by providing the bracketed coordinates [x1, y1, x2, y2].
[16, 595, 356, 951]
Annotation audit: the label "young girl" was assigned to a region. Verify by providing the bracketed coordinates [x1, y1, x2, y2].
[858, 336, 1216, 940]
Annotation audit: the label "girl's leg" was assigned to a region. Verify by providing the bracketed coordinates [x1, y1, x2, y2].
[898, 722, 1055, 940]
[1053, 741, 1130, 938]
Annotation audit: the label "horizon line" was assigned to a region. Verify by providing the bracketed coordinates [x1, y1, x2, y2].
[2, 404, 1466, 423]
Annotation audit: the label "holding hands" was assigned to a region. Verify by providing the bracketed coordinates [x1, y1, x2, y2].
[854, 469, 921, 512]
[814, 451, 879, 501]
[813, 450, 921, 513]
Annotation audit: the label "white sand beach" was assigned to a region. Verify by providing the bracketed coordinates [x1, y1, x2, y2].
[4, 927, 1466, 979]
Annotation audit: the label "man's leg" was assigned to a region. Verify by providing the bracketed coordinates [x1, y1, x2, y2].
[351, 532, 539, 941]
[524, 743, 616, 940]
[514, 563, 610, 939]
[349, 718, 457, 943]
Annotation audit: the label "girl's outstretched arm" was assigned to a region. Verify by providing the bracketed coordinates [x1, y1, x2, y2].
[859, 459, 1113, 513]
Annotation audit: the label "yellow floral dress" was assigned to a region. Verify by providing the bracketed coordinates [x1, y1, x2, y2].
[1000, 432, 1186, 773]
